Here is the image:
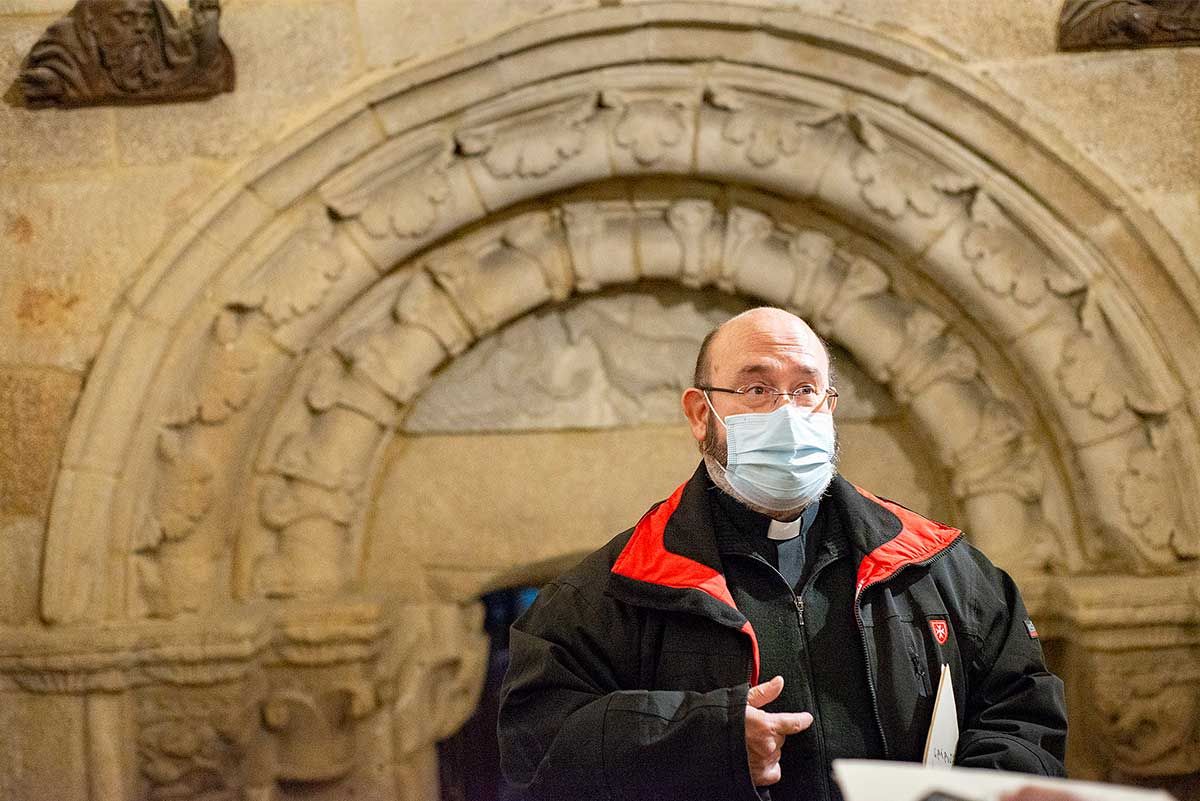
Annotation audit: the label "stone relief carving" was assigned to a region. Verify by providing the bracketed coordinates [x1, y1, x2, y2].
[456, 93, 598, 180]
[961, 192, 1085, 308]
[848, 115, 975, 222]
[25, 16, 1200, 795]
[403, 292, 735, 433]
[705, 87, 841, 169]
[1059, 0, 1200, 50]
[165, 311, 258, 427]
[18, 0, 234, 108]
[602, 89, 692, 167]
[137, 684, 253, 800]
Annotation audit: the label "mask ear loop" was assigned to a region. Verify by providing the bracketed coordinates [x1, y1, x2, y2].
[702, 390, 728, 431]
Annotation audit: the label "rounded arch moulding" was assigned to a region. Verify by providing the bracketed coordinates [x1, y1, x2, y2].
[42, 2, 1200, 636]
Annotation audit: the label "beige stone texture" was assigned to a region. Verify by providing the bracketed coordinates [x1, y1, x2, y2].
[0, 692, 89, 801]
[0, 366, 80, 518]
[977, 49, 1200, 194]
[0, 164, 219, 369]
[112, 1, 366, 166]
[0, 17, 114, 172]
[0, 516, 44, 625]
[355, 0, 595, 70]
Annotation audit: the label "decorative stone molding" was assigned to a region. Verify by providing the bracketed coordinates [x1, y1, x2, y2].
[17, 0, 234, 108]
[27, 4, 1200, 796]
[0, 599, 486, 799]
[1059, 0, 1200, 51]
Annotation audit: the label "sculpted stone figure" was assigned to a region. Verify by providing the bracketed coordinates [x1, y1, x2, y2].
[19, 0, 234, 107]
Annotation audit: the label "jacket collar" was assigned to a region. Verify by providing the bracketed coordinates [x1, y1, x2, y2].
[606, 465, 962, 679]
[818, 477, 963, 602]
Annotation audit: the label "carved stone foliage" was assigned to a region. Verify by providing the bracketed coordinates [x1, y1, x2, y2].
[18, 0, 235, 108]
[1087, 647, 1200, 776]
[1059, 0, 1200, 50]
[31, 9, 1200, 791]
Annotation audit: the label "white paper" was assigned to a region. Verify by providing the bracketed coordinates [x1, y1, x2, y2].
[834, 760, 1176, 801]
[923, 663, 958, 768]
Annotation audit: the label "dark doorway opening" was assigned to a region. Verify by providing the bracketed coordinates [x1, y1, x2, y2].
[437, 586, 538, 801]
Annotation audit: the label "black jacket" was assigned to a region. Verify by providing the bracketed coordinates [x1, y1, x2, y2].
[498, 467, 1068, 801]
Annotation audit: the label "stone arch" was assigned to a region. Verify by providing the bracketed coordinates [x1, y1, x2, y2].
[18, 4, 1200, 796]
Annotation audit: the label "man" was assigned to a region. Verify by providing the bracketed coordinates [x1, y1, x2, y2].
[498, 307, 1067, 801]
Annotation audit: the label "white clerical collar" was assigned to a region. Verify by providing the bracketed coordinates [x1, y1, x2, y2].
[767, 517, 803, 541]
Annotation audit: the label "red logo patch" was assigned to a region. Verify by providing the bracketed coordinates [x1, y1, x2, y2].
[929, 619, 949, 645]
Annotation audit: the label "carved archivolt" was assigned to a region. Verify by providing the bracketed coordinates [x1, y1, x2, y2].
[19, 4, 1200, 797]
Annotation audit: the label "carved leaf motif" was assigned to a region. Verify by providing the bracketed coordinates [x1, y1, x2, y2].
[359, 170, 451, 240]
[848, 115, 971, 221]
[457, 94, 597, 179]
[1055, 330, 1126, 420]
[166, 311, 257, 426]
[607, 95, 688, 166]
[714, 89, 840, 168]
[238, 228, 347, 327]
[962, 194, 1052, 307]
[152, 430, 215, 546]
[1117, 435, 1190, 566]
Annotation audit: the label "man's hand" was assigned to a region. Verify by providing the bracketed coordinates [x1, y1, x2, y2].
[745, 676, 814, 786]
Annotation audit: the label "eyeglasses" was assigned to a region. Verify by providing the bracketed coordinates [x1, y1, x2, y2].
[697, 383, 839, 414]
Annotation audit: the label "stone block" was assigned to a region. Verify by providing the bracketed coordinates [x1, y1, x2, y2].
[355, 0, 593, 72]
[980, 49, 1200, 194]
[0, 692, 89, 801]
[112, 1, 365, 166]
[0, 516, 44, 625]
[0, 163, 217, 370]
[0, 367, 81, 518]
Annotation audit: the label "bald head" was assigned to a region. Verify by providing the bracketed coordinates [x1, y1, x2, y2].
[693, 307, 830, 388]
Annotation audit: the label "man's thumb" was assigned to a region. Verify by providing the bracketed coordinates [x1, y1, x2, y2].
[747, 675, 784, 708]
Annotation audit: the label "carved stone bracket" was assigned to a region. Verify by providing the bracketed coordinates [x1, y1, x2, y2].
[1059, 0, 1200, 50]
[17, 0, 235, 108]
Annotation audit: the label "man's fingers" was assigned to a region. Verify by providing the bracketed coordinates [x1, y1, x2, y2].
[747, 675, 784, 709]
[767, 711, 814, 735]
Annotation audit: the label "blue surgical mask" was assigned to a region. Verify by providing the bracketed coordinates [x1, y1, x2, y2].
[705, 394, 836, 512]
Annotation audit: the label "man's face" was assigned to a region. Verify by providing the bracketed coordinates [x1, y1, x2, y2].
[690, 309, 834, 466]
[88, 0, 158, 90]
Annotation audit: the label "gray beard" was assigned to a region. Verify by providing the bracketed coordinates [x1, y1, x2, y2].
[700, 408, 835, 522]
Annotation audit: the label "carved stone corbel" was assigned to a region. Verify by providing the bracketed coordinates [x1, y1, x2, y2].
[17, 0, 235, 108]
[1059, 0, 1200, 50]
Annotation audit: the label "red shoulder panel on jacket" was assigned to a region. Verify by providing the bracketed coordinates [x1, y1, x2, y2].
[853, 484, 962, 602]
[611, 480, 761, 684]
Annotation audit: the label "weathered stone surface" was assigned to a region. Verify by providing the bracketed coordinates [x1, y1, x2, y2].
[112, 1, 363, 165]
[354, 0, 594, 71]
[0, 692, 88, 801]
[0, 164, 221, 370]
[978, 49, 1200, 193]
[0, 17, 114, 171]
[0, 516, 44, 625]
[0, 367, 81, 518]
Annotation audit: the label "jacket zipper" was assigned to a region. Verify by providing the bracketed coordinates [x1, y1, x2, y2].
[853, 534, 964, 760]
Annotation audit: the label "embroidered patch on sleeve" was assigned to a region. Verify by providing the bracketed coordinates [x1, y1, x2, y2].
[1024, 618, 1039, 639]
